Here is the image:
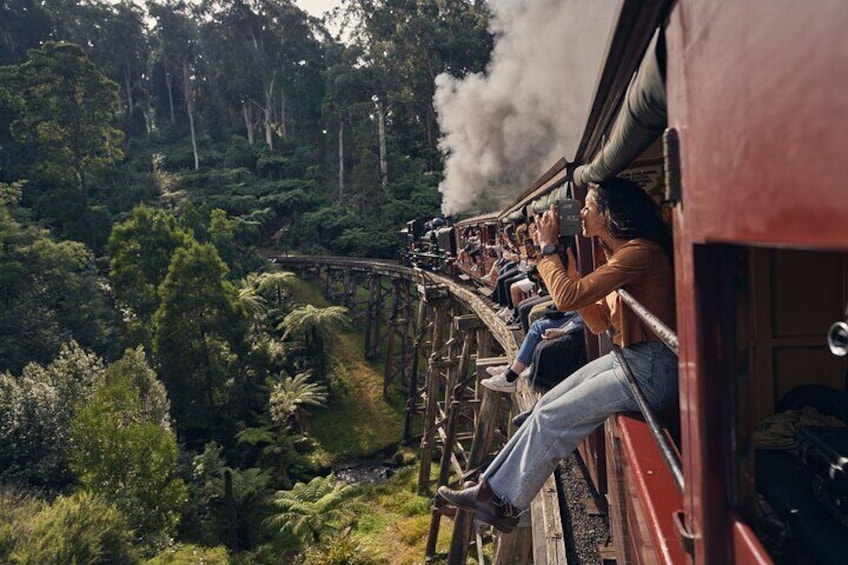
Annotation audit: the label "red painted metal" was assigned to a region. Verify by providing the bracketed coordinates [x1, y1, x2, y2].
[666, 1, 848, 562]
[616, 414, 687, 564]
[730, 513, 772, 565]
[668, 1, 848, 250]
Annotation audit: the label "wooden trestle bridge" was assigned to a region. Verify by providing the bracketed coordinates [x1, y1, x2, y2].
[273, 255, 570, 565]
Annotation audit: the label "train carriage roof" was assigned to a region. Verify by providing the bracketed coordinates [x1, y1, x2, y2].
[454, 212, 500, 228]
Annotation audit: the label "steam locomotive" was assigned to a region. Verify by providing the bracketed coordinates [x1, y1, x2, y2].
[401, 213, 502, 282]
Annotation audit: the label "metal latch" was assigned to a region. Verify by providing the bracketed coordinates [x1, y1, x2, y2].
[827, 302, 848, 356]
[663, 128, 682, 206]
[673, 509, 695, 557]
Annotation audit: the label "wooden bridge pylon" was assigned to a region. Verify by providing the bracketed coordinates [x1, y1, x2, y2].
[421, 313, 514, 564]
[383, 276, 417, 401]
[363, 273, 393, 361]
[271, 256, 567, 565]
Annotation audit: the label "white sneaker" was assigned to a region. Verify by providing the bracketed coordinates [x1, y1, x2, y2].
[519, 365, 532, 379]
[481, 372, 517, 393]
[498, 308, 514, 320]
[485, 365, 509, 377]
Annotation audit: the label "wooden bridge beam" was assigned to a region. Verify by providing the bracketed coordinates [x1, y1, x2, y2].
[418, 298, 452, 494]
[384, 277, 417, 400]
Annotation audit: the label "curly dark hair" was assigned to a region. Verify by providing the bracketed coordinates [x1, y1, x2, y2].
[592, 177, 672, 258]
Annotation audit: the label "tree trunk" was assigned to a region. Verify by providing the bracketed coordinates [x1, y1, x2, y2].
[375, 97, 389, 196]
[187, 98, 199, 171]
[338, 119, 344, 198]
[426, 105, 436, 157]
[263, 74, 277, 150]
[314, 330, 325, 380]
[263, 106, 274, 150]
[143, 60, 155, 133]
[224, 469, 239, 553]
[182, 59, 199, 171]
[165, 71, 176, 125]
[78, 169, 95, 250]
[123, 62, 134, 121]
[242, 102, 254, 145]
[279, 89, 288, 142]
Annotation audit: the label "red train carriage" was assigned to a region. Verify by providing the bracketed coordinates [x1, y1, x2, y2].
[668, 2, 848, 563]
[497, 1, 848, 563]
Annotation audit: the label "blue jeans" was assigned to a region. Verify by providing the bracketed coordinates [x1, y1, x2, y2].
[514, 313, 579, 367]
[482, 341, 678, 510]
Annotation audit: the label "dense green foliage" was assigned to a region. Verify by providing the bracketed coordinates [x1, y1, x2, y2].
[10, 491, 139, 565]
[0, 0, 493, 561]
[0, 342, 105, 487]
[0, 184, 116, 373]
[71, 352, 186, 548]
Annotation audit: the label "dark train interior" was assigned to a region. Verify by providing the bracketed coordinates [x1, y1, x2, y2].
[704, 244, 848, 562]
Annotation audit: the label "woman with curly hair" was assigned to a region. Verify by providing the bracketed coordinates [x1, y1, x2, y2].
[438, 176, 677, 531]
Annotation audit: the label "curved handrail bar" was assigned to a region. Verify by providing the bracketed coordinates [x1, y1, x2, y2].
[609, 287, 683, 493]
[616, 288, 679, 356]
[610, 342, 683, 492]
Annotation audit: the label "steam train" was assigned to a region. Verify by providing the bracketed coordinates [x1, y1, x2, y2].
[400, 213, 501, 283]
[402, 1, 848, 563]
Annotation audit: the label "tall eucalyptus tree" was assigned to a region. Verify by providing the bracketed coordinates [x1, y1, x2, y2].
[94, 2, 152, 135]
[202, 0, 323, 150]
[148, 0, 202, 169]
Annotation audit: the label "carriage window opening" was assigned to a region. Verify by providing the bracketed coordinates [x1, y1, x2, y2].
[716, 245, 848, 563]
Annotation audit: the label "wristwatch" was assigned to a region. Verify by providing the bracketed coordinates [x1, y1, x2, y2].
[540, 243, 558, 256]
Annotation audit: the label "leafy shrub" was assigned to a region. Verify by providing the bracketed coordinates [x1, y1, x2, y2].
[71, 371, 187, 549]
[0, 342, 105, 487]
[146, 544, 230, 564]
[11, 491, 139, 565]
[302, 532, 379, 565]
[0, 488, 46, 563]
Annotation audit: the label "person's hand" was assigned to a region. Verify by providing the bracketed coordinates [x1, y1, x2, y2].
[530, 217, 543, 248]
[565, 247, 580, 281]
[542, 328, 565, 340]
[536, 205, 558, 248]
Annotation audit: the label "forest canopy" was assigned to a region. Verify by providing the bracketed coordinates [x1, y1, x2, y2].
[0, 0, 493, 561]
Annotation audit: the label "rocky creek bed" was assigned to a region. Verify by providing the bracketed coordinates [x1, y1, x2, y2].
[334, 459, 405, 486]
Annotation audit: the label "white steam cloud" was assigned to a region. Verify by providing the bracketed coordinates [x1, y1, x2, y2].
[435, 0, 618, 215]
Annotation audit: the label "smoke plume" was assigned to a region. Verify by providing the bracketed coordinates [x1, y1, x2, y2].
[435, 0, 617, 215]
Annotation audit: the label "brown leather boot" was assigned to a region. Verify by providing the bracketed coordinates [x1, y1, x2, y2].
[437, 482, 520, 533]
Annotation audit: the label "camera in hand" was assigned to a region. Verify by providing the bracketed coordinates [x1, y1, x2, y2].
[556, 199, 581, 236]
[555, 199, 581, 269]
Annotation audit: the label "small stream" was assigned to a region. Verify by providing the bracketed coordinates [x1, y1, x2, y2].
[334, 459, 405, 486]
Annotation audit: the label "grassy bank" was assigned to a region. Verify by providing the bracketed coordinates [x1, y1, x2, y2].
[288, 275, 448, 564]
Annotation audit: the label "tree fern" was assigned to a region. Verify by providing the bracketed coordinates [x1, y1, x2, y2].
[265, 474, 355, 545]
[269, 371, 328, 432]
[277, 304, 350, 343]
[277, 305, 350, 379]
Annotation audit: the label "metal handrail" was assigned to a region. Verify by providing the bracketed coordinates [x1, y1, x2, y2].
[610, 342, 683, 492]
[616, 288, 679, 355]
[610, 288, 683, 492]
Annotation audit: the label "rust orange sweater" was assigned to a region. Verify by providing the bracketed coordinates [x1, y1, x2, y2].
[536, 239, 675, 347]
